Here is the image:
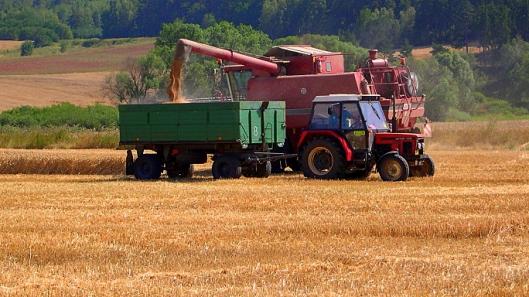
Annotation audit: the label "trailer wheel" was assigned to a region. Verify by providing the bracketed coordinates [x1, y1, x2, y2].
[301, 138, 345, 179]
[212, 156, 242, 179]
[377, 154, 409, 182]
[410, 155, 435, 177]
[243, 161, 272, 178]
[134, 154, 162, 180]
[167, 161, 194, 179]
[256, 161, 272, 178]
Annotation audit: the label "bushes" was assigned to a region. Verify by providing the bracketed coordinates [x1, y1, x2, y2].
[0, 126, 118, 149]
[20, 41, 34, 56]
[0, 103, 118, 130]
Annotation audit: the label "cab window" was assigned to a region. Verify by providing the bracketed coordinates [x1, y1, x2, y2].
[341, 103, 364, 130]
[310, 103, 340, 130]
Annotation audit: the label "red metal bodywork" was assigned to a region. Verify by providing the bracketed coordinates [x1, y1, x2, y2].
[374, 132, 419, 158]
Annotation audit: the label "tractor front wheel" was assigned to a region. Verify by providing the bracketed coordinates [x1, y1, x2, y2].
[410, 155, 435, 177]
[134, 154, 162, 180]
[377, 154, 409, 182]
[212, 156, 242, 179]
[301, 138, 345, 179]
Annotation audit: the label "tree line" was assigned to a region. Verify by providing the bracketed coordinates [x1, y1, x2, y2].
[1, 0, 529, 50]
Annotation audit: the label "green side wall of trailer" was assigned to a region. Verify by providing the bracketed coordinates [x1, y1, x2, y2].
[119, 101, 286, 146]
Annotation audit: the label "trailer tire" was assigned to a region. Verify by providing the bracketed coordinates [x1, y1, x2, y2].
[134, 154, 162, 180]
[243, 161, 272, 178]
[301, 138, 345, 179]
[255, 161, 272, 178]
[212, 156, 242, 179]
[167, 162, 194, 179]
[410, 155, 435, 177]
[377, 154, 409, 182]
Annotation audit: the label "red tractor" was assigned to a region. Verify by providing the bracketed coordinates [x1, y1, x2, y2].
[297, 94, 434, 181]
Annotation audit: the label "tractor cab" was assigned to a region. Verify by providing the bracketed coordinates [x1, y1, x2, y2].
[297, 94, 435, 181]
[308, 95, 389, 153]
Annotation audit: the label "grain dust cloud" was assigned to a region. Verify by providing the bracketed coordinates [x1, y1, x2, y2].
[167, 41, 191, 103]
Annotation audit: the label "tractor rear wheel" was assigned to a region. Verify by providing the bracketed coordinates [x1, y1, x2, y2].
[301, 138, 345, 179]
[410, 155, 435, 177]
[134, 154, 162, 180]
[212, 156, 242, 179]
[377, 154, 409, 182]
[167, 161, 194, 179]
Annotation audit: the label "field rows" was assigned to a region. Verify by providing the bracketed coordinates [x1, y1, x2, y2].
[0, 150, 528, 295]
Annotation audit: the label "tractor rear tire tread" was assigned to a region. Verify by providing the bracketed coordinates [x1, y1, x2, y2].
[301, 137, 346, 179]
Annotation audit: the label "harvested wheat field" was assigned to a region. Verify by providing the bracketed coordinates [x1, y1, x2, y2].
[0, 72, 112, 111]
[0, 149, 529, 296]
[0, 41, 23, 51]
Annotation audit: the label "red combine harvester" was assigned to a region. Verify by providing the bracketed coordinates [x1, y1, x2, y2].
[174, 39, 432, 175]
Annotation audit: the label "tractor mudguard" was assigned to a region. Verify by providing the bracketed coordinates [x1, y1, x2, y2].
[297, 130, 353, 161]
[376, 151, 400, 163]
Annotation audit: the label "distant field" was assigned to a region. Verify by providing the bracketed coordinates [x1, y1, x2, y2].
[0, 72, 112, 111]
[0, 39, 154, 75]
[405, 46, 483, 60]
[0, 149, 528, 295]
[0, 40, 23, 51]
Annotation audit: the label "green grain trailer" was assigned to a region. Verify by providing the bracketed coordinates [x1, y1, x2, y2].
[119, 101, 289, 180]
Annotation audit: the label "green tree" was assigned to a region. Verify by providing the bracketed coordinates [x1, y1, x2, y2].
[354, 7, 400, 51]
[20, 40, 33, 56]
[475, 3, 512, 49]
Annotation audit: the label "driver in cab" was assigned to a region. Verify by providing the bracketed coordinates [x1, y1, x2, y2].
[329, 104, 363, 130]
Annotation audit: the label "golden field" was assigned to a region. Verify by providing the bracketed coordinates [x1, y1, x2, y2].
[0, 149, 529, 296]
